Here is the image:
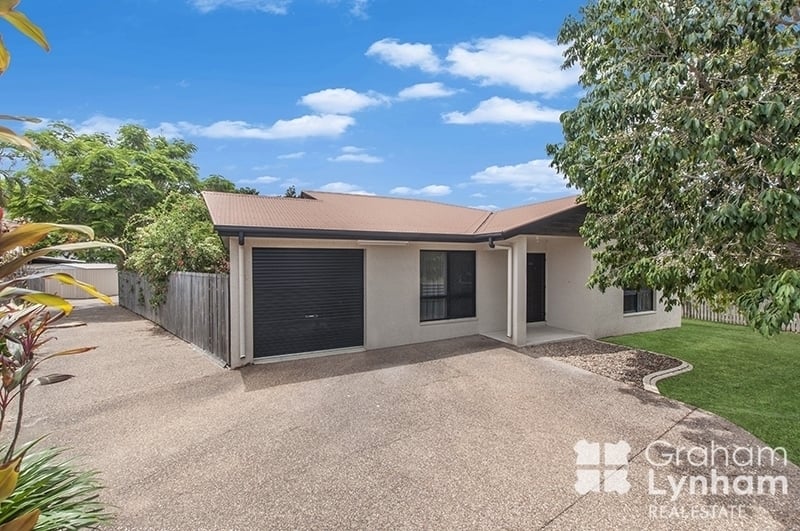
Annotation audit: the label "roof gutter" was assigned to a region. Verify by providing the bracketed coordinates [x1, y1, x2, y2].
[215, 225, 507, 244]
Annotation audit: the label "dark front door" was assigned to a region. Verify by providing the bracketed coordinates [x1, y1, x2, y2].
[527, 253, 546, 323]
[252, 248, 364, 358]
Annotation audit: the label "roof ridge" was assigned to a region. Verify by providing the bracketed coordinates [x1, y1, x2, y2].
[201, 190, 318, 202]
[305, 190, 490, 212]
[471, 211, 495, 234]
[493, 194, 580, 214]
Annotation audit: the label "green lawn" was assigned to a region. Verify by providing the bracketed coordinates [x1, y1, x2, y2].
[605, 319, 800, 464]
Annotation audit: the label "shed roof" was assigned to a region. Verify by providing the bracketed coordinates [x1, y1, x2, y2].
[203, 190, 584, 242]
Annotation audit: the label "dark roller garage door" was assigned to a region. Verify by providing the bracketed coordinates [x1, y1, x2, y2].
[252, 248, 364, 358]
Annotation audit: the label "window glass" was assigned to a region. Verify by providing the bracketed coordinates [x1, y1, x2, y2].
[420, 251, 475, 321]
[623, 287, 654, 313]
[447, 251, 476, 319]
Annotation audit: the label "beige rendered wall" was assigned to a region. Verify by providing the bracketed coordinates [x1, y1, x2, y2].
[532, 236, 681, 338]
[363, 242, 507, 349]
[226, 235, 680, 366]
[542, 237, 601, 335]
[228, 237, 508, 365]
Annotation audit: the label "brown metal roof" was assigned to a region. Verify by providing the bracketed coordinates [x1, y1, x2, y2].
[202, 190, 583, 241]
[475, 195, 583, 234]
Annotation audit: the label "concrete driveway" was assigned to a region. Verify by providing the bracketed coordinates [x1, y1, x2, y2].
[24, 302, 799, 530]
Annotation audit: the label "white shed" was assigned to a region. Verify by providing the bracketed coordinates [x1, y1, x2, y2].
[35, 263, 119, 299]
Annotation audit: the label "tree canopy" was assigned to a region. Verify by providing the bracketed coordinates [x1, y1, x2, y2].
[8, 123, 199, 240]
[549, 0, 800, 335]
[201, 174, 259, 195]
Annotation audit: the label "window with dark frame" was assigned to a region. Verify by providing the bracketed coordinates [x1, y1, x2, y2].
[623, 287, 654, 314]
[420, 250, 476, 322]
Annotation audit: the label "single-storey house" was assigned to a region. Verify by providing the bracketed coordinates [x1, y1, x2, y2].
[203, 191, 680, 367]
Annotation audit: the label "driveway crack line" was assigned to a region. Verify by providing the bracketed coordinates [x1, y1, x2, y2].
[539, 406, 698, 529]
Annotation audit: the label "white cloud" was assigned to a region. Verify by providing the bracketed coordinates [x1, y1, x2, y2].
[470, 159, 571, 194]
[178, 114, 355, 139]
[397, 82, 457, 100]
[39, 113, 352, 142]
[369, 35, 579, 97]
[443, 97, 563, 125]
[299, 88, 387, 114]
[72, 115, 129, 136]
[191, 0, 370, 16]
[365, 38, 441, 73]
[319, 181, 375, 195]
[350, 0, 369, 18]
[188, 0, 291, 14]
[22, 117, 51, 131]
[239, 175, 281, 184]
[446, 36, 578, 96]
[71, 116, 183, 140]
[319, 0, 370, 17]
[328, 145, 382, 163]
[330, 153, 383, 163]
[390, 184, 451, 196]
[471, 204, 499, 211]
[277, 151, 305, 160]
[149, 122, 184, 139]
[471, 192, 487, 198]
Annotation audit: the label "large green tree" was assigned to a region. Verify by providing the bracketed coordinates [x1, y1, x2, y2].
[8, 123, 199, 240]
[549, 0, 800, 335]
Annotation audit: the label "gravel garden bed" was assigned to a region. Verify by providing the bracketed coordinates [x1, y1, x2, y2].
[522, 338, 682, 389]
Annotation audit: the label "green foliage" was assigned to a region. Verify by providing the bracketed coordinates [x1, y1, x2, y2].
[284, 185, 297, 198]
[201, 174, 259, 195]
[0, 445, 111, 530]
[8, 123, 200, 241]
[201, 174, 236, 193]
[125, 193, 227, 304]
[549, 0, 800, 335]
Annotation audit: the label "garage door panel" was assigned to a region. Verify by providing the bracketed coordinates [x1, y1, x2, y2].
[252, 248, 364, 358]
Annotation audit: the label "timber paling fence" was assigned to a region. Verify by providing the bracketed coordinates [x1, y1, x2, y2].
[119, 271, 230, 364]
[682, 300, 800, 333]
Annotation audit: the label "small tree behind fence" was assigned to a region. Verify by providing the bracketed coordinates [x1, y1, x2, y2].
[683, 300, 800, 333]
[119, 271, 230, 364]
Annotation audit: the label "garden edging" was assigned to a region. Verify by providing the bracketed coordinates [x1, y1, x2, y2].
[642, 359, 693, 394]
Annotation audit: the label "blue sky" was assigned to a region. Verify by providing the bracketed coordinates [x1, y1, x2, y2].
[4, 0, 586, 209]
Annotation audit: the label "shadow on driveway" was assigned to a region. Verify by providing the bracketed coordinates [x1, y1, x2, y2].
[616, 386, 685, 410]
[239, 334, 502, 391]
[63, 302, 143, 325]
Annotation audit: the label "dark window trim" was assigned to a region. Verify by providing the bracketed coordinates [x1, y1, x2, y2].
[623, 287, 655, 314]
[420, 250, 476, 322]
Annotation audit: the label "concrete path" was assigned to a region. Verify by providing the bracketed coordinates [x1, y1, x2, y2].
[23, 302, 799, 530]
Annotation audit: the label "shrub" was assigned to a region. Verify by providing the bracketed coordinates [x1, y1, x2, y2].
[125, 193, 227, 305]
[0, 445, 111, 530]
